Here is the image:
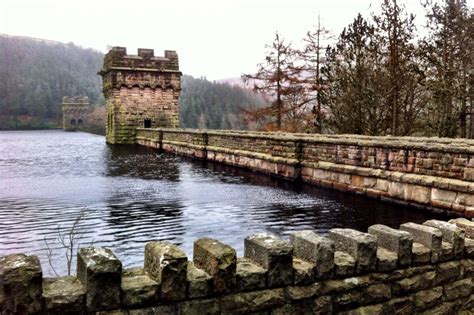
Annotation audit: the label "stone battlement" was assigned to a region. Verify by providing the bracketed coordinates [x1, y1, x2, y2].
[101, 46, 180, 73]
[62, 96, 90, 105]
[1, 218, 473, 314]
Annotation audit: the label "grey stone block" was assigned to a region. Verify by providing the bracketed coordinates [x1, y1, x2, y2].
[245, 233, 293, 287]
[77, 247, 122, 311]
[329, 228, 377, 274]
[424, 219, 465, 258]
[42, 276, 86, 313]
[121, 269, 159, 307]
[186, 261, 212, 298]
[290, 230, 334, 279]
[144, 241, 187, 300]
[400, 222, 442, 263]
[368, 224, 413, 266]
[193, 237, 236, 294]
[236, 258, 266, 292]
[449, 217, 474, 239]
[0, 254, 43, 314]
[334, 251, 356, 277]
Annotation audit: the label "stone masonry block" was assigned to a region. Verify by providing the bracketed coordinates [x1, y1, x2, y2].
[423, 219, 465, 258]
[400, 222, 442, 263]
[77, 247, 122, 311]
[144, 241, 187, 300]
[290, 230, 334, 279]
[0, 254, 42, 314]
[42, 276, 86, 313]
[368, 224, 413, 266]
[334, 251, 356, 277]
[292, 258, 315, 285]
[329, 228, 377, 274]
[449, 217, 474, 238]
[186, 262, 212, 298]
[236, 258, 266, 292]
[121, 269, 159, 308]
[193, 237, 236, 294]
[244, 233, 293, 287]
[220, 288, 285, 313]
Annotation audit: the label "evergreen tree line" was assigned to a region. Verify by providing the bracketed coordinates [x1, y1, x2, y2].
[244, 0, 473, 138]
[0, 35, 266, 131]
[179, 75, 266, 129]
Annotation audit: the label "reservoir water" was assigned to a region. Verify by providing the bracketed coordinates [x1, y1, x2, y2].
[0, 130, 448, 275]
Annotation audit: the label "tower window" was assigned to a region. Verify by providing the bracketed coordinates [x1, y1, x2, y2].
[70, 119, 76, 125]
[144, 119, 152, 128]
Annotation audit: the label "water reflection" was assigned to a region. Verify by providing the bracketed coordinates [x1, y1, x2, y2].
[0, 130, 451, 276]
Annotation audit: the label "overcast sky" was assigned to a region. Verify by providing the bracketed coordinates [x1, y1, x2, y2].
[1, 0, 471, 80]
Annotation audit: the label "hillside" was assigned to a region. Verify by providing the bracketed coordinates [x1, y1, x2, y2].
[0, 34, 265, 131]
[0, 34, 104, 129]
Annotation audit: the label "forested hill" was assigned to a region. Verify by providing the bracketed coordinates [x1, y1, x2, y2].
[0, 34, 104, 129]
[0, 34, 265, 130]
[180, 75, 266, 130]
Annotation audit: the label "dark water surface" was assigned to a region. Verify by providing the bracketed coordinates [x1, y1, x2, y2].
[0, 130, 448, 275]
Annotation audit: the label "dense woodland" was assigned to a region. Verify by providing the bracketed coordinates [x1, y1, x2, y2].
[244, 0, 473, 137]
[0, 35, 264, 131]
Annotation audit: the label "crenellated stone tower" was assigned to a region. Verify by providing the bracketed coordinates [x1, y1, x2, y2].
[61, 96, 89, 131]
[99, 47, 182, 144]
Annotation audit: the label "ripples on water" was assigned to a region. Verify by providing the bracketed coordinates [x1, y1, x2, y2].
[0, 130, 449, 275]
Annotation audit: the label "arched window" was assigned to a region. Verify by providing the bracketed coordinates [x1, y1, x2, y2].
[70, 119, 76, 125]
[78, 119, 83, 125]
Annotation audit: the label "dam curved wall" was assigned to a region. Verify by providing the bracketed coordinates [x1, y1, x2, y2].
[135, 128, 474, 218]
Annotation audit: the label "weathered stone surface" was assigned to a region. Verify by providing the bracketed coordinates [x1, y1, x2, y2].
[412, 242, 431, 264]
[461, 258, 474, 277]
[0, 254, 42, 315]
[443, 278, 472, 301]
[384, 296, 414, 315]
[144, 241, 187, 300]
[186, 261, 212, 298]
[449, 217, 474, 238]
[334, 251, 356, 277]
[236, 258, 266, 292]
[77, 247, 122, 311]
[413, 286, 443, 311]
[179, 298, 220, 315]
[244, 233, 293, 287]
[419, 302, 456, 315]
[464, 237, 474, 257]
[424, 219, 465, 258]
[286, 283, 320, 300]
[329, 228, 377, 274]
[290, 230, 334, 279]
[42, 276, 86, 312]
[435, 261, 461, 285]
[392, 271, 436, 295]
[220, 289, 285, 313]
[440, 241, 454, 261]
[361, 283, 391, 304]
[292, 258, 315, 285]
[376, 247, 398, 272]
[333, 289, 361, 312]
[194, 238, 236, 294]
[368, 224, 413, 266]
[311, 295, 333, 314]
[400, 222, 442, 262]
[340, 304, 383, 315]
[121, 271, 159, 307]
[128, 305, 178, 315]
[319, 276, 370, 295]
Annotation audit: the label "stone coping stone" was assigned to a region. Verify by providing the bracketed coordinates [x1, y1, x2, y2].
[193, 238, 236, 294]
[329, 229, 377, 274]
[424, 219, 465, 258]
[121, 270, 159, 307]
[236, 257, 266, 292]
[290, 230, 335, 279]
[449, 218, 474, 238]
[186, 261, 212, 298]
[244, 233, 293, 287]
[400, 223, 442, 263]
[369, 224, 413, 266]
[42, 276, 86, 312]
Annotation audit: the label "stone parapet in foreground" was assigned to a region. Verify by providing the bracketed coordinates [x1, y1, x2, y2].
[136, 128, 474, 217]
[1, 219, 474, 314]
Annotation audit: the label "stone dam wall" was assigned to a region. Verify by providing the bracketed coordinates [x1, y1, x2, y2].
[1, 218, 474, 314]
[135, 128, 474, 218]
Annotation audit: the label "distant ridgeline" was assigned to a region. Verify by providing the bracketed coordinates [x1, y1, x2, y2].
[0, 34, 264, 131]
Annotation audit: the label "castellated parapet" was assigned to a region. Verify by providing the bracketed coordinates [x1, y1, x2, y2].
[99, 47, 182, 144]
[1, 218, 474, 314]
[61, 96, 89, 131]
